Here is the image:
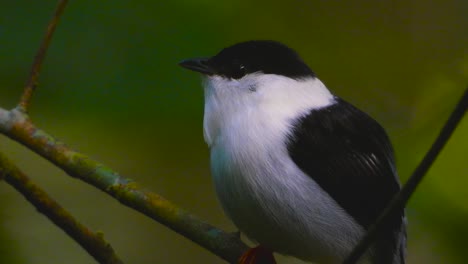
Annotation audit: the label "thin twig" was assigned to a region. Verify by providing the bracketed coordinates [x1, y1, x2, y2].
[0, 108, 249, 264]
[0, 152, 124, 264]
[343, 87, 468, 264]
[4, 0, 249, 261]
[18, 0, 69, 112]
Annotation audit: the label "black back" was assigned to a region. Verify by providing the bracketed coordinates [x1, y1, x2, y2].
[287, 98, 405, 263]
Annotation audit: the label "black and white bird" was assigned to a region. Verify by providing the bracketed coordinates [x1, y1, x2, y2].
[179, 40, 406, 264]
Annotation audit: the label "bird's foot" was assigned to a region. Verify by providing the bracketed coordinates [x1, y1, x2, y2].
[238, 246, 276, 264]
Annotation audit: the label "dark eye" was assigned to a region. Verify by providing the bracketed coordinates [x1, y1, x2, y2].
[230, 63, 247, 79]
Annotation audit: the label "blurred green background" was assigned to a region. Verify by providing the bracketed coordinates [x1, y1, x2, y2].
[0, 0, 467, 263]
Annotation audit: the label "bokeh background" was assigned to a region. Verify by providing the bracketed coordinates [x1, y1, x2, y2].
[0, 0, 467, 263]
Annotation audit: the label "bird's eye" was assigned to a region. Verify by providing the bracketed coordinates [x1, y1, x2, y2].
[230, 63, 247, 79]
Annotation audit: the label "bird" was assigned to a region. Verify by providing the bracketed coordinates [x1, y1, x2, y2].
[179, 40, 406, 264]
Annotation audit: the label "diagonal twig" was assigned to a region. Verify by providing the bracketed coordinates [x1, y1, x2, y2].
[343, 87, 468, 264]
[0, 152, 124, 264]
[0, 107, 249, 264]
[3, 0, 249, 262]
[18, 0, 69, 112]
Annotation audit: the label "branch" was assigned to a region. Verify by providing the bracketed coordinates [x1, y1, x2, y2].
[18, 0, 69, 112]
[4, 1, 248, 262]
[343, 87, 468, 264]
[0, 107, 249, 263]
[0, 152, 123, 264]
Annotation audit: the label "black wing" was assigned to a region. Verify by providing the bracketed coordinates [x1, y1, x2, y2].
[287, 98, 403, 230]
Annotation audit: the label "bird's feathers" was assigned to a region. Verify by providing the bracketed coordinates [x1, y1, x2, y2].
[287, 98, 406, 263]
[287, 98, 401, 229]
[184, 39, 407, 263]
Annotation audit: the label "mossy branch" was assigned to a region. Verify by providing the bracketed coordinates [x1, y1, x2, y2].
[0, 152, 123, 264]
[1, 0, 249, 263]
[6, 0, 465, 263]
[0, 107, 248, 263]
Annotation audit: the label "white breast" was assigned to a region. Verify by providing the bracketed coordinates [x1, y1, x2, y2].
[203, 74, 366, 263]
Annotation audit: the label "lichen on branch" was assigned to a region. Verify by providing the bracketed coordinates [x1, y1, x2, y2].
[0, 152, 123, 264]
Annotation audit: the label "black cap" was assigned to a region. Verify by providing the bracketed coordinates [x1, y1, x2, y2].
[179, 40, 315, 80]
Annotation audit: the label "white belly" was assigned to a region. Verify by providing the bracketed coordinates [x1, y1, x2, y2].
[202, 74, 366, 262]
[210, 132, 365, 263]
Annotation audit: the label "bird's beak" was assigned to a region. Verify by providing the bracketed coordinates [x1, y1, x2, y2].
[179, 58, 216, 75]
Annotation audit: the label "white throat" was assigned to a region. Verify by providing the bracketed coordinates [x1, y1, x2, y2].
[202, 73, 335, 147]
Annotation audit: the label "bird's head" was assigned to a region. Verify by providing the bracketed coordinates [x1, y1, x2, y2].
[180, 40, 334, 145]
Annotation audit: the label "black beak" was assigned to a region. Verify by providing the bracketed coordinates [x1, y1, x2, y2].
[179, 58, 216, 75]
